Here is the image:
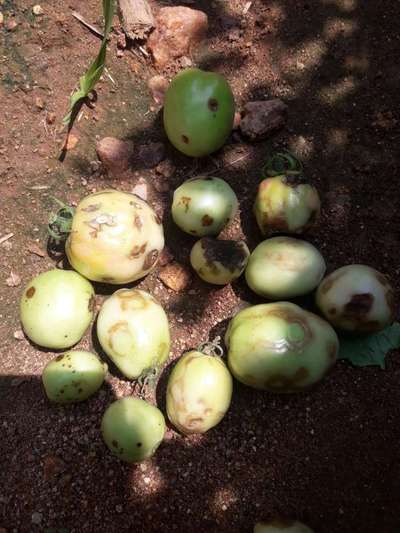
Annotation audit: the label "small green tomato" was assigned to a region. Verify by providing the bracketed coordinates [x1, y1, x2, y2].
[172, 176, 238, 237]
[245, 237, 326, 299]
[163, 68, 235, 157]
[20, 269, 94, 349]
[101, 397, 166, 463]
[254, 174, 320, 235]
[66, 189, 164, 284]
[316, 264, 396, 333]
[96, 289, 170, 380]
[225, 302, 338, 392]
[254, 520, 314, 533]
[190, 238, 250, 285]
[42, 351, 107, 403]
[166, 350, 233, 434]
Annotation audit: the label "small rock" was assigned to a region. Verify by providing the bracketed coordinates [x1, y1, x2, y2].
[144, 476, 151, 484]
[32, 5, 43, 16]
[0, 13, 4, 25]
[156, 159, 175, 178]
[46, 112, 56, 124]
[13, 330, 25, 341]
[6, 19, 18, 32]
[179, 56, 193, 68]
[240, 99, 287, 140]
[96, 137, 133, 174]
[31, 512, 42, 525]
[115, 504, 123, 514]
[35, 97, 45, 110]
[148, 7, 208, 67]
[159, 262, 192, 292]
[89, 160, 101, 174]
[43, 455, 65, 480]
[233, 111, 241, 130]
[138, 142, 165, 168]
[6, 271, 21, 287]
[131, 178, 148, 201]
[64, 133, 79, 151]
[147, 75, 169, 105]
[116, 49, 124, 58]
[158, 246, 174, 267]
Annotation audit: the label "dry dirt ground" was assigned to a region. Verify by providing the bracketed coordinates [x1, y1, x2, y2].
[1, 0, 400, 532]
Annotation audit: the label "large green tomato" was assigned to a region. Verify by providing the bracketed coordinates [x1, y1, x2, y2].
[101, 397, 166, 463]
[42, 350, 107, 403]
[96, 289, 170, 380]
[225, 302, 338, 392]
[66, 190, 164, 284]
[163, 68, 235, 157]
[20, 269, 94, 349]
[316, 264, 395, 333]
[245, 237, 326, 299]
[172, 176, 238, 237]
[166, 350, 233, 434]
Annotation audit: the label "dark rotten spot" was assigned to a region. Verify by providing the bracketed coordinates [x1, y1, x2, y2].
[143, 250, 159, 270]
[208, 98, 219, 112]
[200, 238, 248, 273]
[180, 196, 191, 213]
[102, 276, 115, 282]
[283, 173, 308, 187]
[26, 287, 36, 298]
[182, 135, 189, 144]
[137, 442, 142, 448]
[82, 203, 101, 213]
[344, 293, 374, 318]
[130, 242, 147, 259]
[202, 214, 214, 226]
[55, 355, 64, 362]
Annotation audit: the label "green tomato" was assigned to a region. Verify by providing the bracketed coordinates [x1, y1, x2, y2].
[101, 397, 166, 463]
[254, 174, 320, 235]
[190, 238, 250, 285]
[225, 302, 338, 392]
[42, 350, 107, 403]
[96, 289, 170, 380]
[166, 351, 233, 434]
[254, 520, 314, 533]
[172, 176, 238, 237]
[245, 237, 326, 299]
[66, 189, 164, 284]
[316, 264, 396, 333]
[163, 68, 235, 157]
[20, 269, 94, 349]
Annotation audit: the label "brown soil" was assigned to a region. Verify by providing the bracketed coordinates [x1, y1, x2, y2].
[1, 0, 400, 532]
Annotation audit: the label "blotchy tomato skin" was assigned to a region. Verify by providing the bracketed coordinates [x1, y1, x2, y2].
[163, 68, 235, 157]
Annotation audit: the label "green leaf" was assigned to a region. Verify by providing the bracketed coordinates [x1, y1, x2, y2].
[338, 323, 400, 369]
[63, 0, 115, 124]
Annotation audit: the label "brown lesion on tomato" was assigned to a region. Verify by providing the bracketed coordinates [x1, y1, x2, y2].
[101, 276, 115, 282]
[129, 242, 147, 259]
[200, 238, 249, 273]
[179, 196, 191, 213]
[208, 98, 219, 112]
[343, 293, 373, 318]
[264, 366, 310, 392]
[134, 215, 143, 230]
[26, 286, 36, 298]
[181, 135, 189, 144]
[117, 290, 148, 310]
[88, 295, 95, 313]
[143, 249, 159, 270]
[283, 173, 308, 187]
[318, 277, 334, 294]
[55, 354, 64, 362]
[82, 203, 101, 213]
[108, 320, 129, 351]
[129, 200, 143, 209]
[202, 214, 213, 226]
